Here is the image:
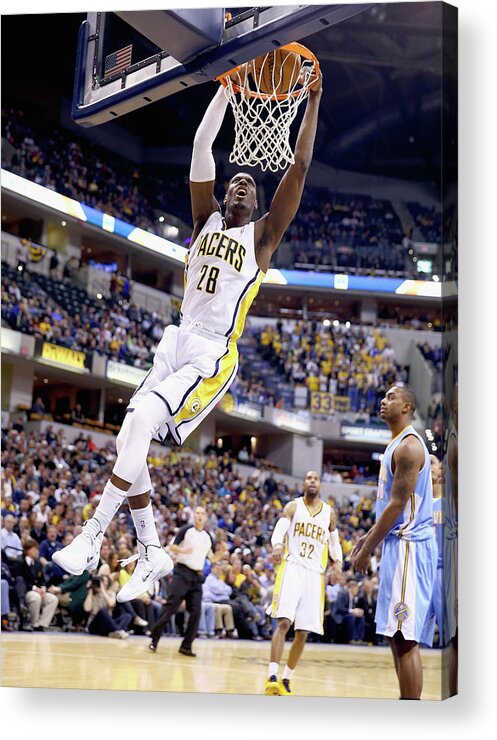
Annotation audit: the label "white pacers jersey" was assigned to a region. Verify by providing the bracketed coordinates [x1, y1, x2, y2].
[285, 497, 331, 574]
[181, 211, 265, 340]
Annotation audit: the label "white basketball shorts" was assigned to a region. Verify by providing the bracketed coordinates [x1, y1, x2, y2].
[268, 559, 325, 635]
[129, 323, 238, 446]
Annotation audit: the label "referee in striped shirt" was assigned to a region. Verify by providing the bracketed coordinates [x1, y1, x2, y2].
[149, 506, 225, 656]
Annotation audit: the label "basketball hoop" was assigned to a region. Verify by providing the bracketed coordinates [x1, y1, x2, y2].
[216, 42, 320, 173]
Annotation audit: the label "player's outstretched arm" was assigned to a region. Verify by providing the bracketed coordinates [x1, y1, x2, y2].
[255, 72, 323, 272]
[189, 86, 229, 243]
[351, 436, 424, 571]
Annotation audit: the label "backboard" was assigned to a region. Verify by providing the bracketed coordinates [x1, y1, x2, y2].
[72, 5, 373, 127]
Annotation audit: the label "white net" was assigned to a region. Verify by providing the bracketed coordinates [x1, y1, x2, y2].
[221, 50, 317, 173]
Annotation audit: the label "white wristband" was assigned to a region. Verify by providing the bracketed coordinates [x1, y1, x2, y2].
[328, 529, 343, 565]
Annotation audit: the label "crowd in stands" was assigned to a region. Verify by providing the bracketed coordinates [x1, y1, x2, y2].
[407, 202, 441, 244]
[1, 262, 170, 370]
[263, 178, 410, 276]
[2, 105, 440, 278]
[1, 423, 383, 645]
[377, 303, 442, 331]
[247, 320, 408, 417]
[2, 105, 192, 237]
[418, 342, 443, 372]
[3, 261, 415, 418]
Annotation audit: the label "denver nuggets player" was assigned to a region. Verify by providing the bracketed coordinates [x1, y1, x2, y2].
[53, 71, 323, 602]
[265, 470, 342, 696]
[445, 387, 458, 696]
[351, 385, 437, 700]
[420, 455, 444, 648]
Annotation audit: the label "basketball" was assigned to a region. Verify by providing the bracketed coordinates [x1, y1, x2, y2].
[252, 48, 302, 96]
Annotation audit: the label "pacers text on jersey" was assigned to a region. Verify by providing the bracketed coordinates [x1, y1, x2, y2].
[292, 521, 327, 544]
[195, 231, 247, 272]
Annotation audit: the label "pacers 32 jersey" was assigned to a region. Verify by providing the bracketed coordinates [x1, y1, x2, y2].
[377, 425, 433, 541]
[181, 211, 265, 340]
[285, 497, 331, 573]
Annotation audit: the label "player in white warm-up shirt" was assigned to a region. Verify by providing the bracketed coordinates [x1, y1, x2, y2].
[265, 470, 342, 696]
[53, 70, 322, 608]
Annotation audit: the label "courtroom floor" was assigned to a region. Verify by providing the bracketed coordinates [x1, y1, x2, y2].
[1, 632, 446, 700]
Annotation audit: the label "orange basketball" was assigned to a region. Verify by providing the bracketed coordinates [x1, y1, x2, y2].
[252, 48, 302, 96]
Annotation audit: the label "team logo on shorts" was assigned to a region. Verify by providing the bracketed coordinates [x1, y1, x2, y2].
[189, 396, 202, 415]
[393, 601, 410, 621]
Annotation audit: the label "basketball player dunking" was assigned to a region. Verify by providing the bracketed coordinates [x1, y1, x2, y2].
[53, 69, 323, 601]
[351, 386, 437, 700]
[265, 470, 342, 696]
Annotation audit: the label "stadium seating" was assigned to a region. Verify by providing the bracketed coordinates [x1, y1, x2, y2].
[2, 262, 406, 417]
[3, 106, 437, 278]
[1, 262, 171, 368]
[406, 201, 441, 244]
[1, 423, 376, 640]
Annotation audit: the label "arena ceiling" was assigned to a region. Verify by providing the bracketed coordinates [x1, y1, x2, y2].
[2, 3, 453, 187]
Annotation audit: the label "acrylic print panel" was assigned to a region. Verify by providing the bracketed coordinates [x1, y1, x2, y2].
[0, 1, 457, 701]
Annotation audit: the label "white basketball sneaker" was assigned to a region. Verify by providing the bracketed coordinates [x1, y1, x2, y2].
[116, 543, 173, 603]
[52, 524, 103, 575]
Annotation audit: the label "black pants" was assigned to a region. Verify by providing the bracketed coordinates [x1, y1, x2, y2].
[151, 564, 203, 649]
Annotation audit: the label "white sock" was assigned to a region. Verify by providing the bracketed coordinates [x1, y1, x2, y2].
[84, 481, 126, 537]
[268, 662, 279, 678]
[282, 666, 294, 681]
[130, 503, 160, 548]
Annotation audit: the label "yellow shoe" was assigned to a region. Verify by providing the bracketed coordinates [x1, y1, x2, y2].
[264, 675, 280, 696]
[278, 678, 293, 696]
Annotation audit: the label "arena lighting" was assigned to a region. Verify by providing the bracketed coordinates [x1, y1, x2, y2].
[432, 275, 440, 282]
[164, 224, 179, 238]
[345, 321, 351, 328]
[158, 216, 165, 222]
[322, 319, 331, 328]
[96, 293, 103, 300]
[333, 320, 339, 327]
